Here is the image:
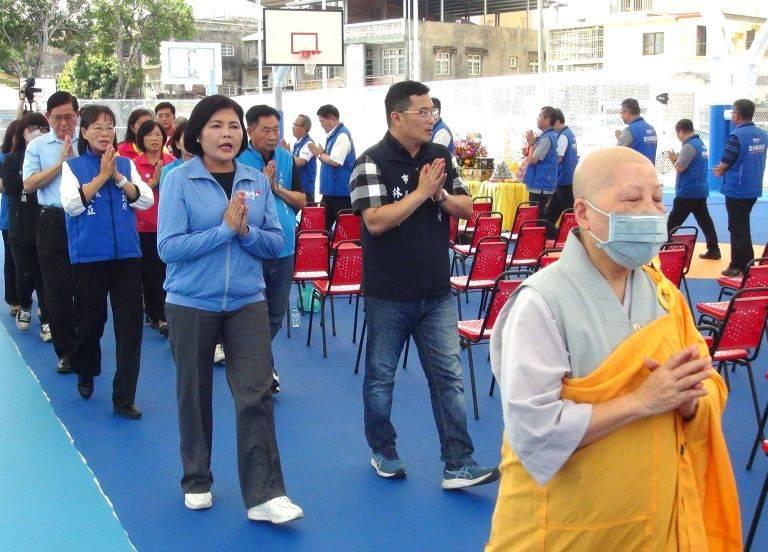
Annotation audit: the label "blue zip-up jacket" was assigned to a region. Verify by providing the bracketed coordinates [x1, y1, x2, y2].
[675, 134, 709, 199]
[64, 151, 142, 264]
[293, 134, 317, 195]
[523, 128, 558, 193]
[320, 124, 355, 197]
[238, 144, 296, 258]
[557, 126, 578, 186]
[722, 122, 767, 199]
[627, 117, 658, 165]
[158, 156, 284, 313]
[431, 118, 456, 154]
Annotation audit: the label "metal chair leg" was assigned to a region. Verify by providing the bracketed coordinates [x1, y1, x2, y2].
[306, 292, 316, 347]
[286, 306, 291, 339]
[681, 276, 693, 306]
[402, 337, 410, 369]
[718, 361, 730, 390]
[352, 294, 360, 343]
[489, 375, 496, 397]
[745, 463, 768, 552]
[455, 291, 463, 320]
[465, 339, 480, 420]
[747, 401, 768, 470]
[330, 295, 337, 336]
[354, 317, 367, 374]
[746, 361, 763, 426]
[320, 296, 328, 358]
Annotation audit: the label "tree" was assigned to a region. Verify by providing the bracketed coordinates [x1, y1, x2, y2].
[0, 0, 86, 79]
[86, 0, 195, 98]
[58, 53, 118, 99]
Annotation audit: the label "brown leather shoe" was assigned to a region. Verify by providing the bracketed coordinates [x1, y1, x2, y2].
[113, 404, 142, 420]
[698, 249, 721, 260]
[720, 267, 742, 277]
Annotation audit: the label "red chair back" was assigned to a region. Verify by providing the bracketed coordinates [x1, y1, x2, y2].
[449, 216, 459, 245]
[658, 242, 688, 288]
[483, 273, 525, 333]
[510, 202, 540, 235]
[299, 203, 326, 233]
[536, 248, 562, 271]
[329, 241, 363, 287]
[509, 223, 547, 264]
[332, 210, 362, 248]
[669, 226, 698, 273]
[294, 231, 330, 277]
[716, 287, 768, 354]
[741, 260, 768, 289]
[467, 237, 508, 283]
[554, 210, 576, 248]
[469, 212, 503, 251]
[465, 196, 493, 232]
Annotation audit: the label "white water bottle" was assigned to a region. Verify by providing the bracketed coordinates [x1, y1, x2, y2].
[290, 307, 301, 328]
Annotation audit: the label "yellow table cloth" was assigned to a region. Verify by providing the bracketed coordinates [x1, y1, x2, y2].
[467, 179, 528, 231]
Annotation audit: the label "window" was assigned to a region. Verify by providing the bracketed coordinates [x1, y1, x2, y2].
[467, 54, 482, 76]
[222, 43, 235, 57]
[382, 48, 405, 76]
[435, 52, 451, 76]
[696, 25, 707, 56]
[509, 56, 518, 68]
[642, 32, 664, 55]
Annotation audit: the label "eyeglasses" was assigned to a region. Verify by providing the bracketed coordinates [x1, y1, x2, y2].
[89, 125, 115, 133]
[49, 114, 77, 124]
[27, 125, 50, 133]
[400, 107, 439, 119]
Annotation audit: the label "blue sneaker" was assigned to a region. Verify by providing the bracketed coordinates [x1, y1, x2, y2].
[442, 462, 499, 490]
[370, 452, 406, 479]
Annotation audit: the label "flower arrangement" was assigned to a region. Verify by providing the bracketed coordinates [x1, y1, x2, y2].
[454, 132, 488, 168]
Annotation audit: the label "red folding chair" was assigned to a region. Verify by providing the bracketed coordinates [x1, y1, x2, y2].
[669, 225, 697, 303]
[458, 272, 524, 419]
[717, 257, 768, 301]
[545, 209, 576, 249]
[698, 263, 768, 324]
[506, 220, 547, 275]
[503, 201, 539, 241]
[657, 242, 688, 290]
[745, 438, 768, 552]
[331, 209, 362, 250]
[450, 236, 509, 320]
[298, 203, 326, 233]
[307, 240, 363, 358]
[450, 212, 503, 275]
[534, 248, 562, 271]
[448, 216, 459, 246]
[289, 231, 331, 339]
[458, 196, 492, 237]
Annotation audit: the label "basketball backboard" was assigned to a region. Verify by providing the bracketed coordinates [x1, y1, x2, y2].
[160, 41, 223, 91]
[263, 8, 344, 68]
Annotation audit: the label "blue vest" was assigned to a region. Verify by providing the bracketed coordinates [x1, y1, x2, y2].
[237, 144, 296, 257]
[722, 122, 767, 199]
[627, 117, 658, 165]
[675, 134, 709, 199]
[0, 152, 8, 230]
[64, 151, 141, 264]
[320, 124, 355, 197]
[292, 134, 317, 195]
[431, 118, 455, 154]
[523, 128, 558, 193]
[557, 126, 578, 187]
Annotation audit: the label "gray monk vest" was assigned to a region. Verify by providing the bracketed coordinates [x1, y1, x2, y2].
[518, 229, 667, 378]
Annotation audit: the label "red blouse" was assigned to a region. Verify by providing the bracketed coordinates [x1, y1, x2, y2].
[133, 152, 176, 233]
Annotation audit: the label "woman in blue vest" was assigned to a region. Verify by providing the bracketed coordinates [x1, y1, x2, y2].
[60, 105, 154, 417]
[158, 95, 302, 523]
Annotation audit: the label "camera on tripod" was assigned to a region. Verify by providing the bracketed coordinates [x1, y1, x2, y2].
[20, 77, 42, 103]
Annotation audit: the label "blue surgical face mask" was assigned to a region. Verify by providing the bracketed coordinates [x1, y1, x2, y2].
[585, 199, 668, 270]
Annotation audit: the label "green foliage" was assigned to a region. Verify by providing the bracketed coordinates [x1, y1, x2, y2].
[58, 53, 118, 99]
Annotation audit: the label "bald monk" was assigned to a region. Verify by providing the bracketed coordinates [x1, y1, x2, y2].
[486, 147, 742, 551]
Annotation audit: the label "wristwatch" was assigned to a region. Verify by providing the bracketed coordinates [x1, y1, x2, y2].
[433, 189, 449, 204]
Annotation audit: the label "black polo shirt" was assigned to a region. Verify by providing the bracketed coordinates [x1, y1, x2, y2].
[350, 132, 469, 301]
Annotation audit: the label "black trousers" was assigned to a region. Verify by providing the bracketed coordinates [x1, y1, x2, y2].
[304, 191, 316, 204]
[322, 195, 352, 231]
[725, 196, 758, 271]
[10, 243, 47, 321]
[37, 207, 76, 358]
[527, 190, 552, 212]
[139, 232, 166, 324]
[667, 197, 720, 251]
[166, 301, 286, 508]
[544, 185, 574, 239]
[2, 229, 19, 306]
[71, 258, 143, 408]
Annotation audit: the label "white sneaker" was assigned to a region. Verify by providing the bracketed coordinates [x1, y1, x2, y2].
[40, 323, 52, 342]
[213, 344, 225, 364]
[247, 496, 304, 524]
[184, 492, 213, 510]
[15, 308, 31, 331]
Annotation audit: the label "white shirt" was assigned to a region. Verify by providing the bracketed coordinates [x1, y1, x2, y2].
[556, 134, 568, 157]
[297, 139, 315, 162]
[433, 128, 452, 148]
[323, 124, 351, 165]
[60, 160, 154, 216]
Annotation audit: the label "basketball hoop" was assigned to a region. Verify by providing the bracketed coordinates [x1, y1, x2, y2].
[299, 50, 321, 76]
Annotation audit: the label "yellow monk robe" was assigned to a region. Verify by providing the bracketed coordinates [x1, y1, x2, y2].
[486, 266, 742, 551]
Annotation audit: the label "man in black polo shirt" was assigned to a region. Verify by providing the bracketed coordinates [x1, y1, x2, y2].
[350, 80, 499, 489]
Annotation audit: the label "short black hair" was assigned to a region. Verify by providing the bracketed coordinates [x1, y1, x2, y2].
[183, 95, 248, 158]
[169, 121, 187, 159]
[316, 104, 340, 119]
[432, 97, 442, 111]
[1, 120, 21, 154]
[155, 101, 176, 116]
[296, 114, 312, 132]
[554, 108, 565, 124]
[11, 113, 48, 154]
[136, 120, 168, 153]
[47, 91, 78, 114]
[384, 80, 431, 127]
[77, 104, 118, 155]
[674, 118, 694, 134]
[245, 105, 281, 127]
[621, 98, 641, 116]
[540, 106, 558, 127]
[733, 98, 756, 121]
[124, 108, 154, 143]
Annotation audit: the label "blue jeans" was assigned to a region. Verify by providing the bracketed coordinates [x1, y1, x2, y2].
[363, 293, 475, 469]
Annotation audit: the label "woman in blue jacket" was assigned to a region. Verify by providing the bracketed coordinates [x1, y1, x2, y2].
[158, 95, 302, 523]
[60, 105, 154, 418]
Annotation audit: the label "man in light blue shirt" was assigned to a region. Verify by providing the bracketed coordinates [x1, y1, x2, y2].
[21, 91, 79, 373]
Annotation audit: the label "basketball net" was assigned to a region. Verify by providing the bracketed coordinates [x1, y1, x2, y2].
[299, 50, 321, 76]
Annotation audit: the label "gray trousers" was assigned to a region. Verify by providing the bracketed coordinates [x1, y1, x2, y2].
[166, 301, 286, 508]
